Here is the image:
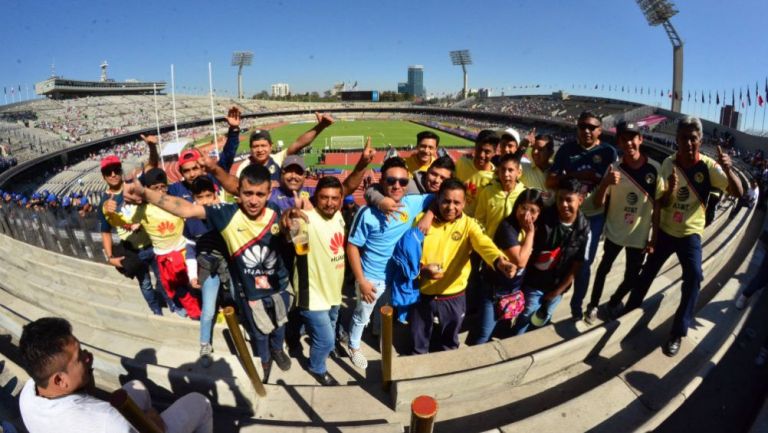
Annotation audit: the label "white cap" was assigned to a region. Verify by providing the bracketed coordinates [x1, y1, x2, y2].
[500, 127, 521, 144]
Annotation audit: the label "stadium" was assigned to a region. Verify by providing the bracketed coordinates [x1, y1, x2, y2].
[0, 2, 767, 433]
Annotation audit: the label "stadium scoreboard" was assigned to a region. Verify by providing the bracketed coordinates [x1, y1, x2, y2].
[340, 91, 379, 102]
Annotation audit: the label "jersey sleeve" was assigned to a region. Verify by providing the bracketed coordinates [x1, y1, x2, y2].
[549, 143, 571, 174]
[217, 129, 240, 172]
[706, 157, 730, 192]
[272, 149, 288, 167]
[347, 207, 370, 247]
[474, 186, 490, 230]
[493, 220, 521, 251]
[468, 218, 503, 267]
[204, 203, 237, 232]
[97, 193, 112, 233]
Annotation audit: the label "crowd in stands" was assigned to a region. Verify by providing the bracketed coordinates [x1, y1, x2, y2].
[0, 100, 756, 432]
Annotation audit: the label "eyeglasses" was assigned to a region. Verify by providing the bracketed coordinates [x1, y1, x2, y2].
[101, 167, 123, 176]
[384, 177, 409, 187]
[578, 123, 600, 131]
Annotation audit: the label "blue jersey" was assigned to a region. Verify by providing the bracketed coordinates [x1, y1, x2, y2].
[550, 139, 618, 216]
[268, 186, 316, 212]
[347, 194, 433, 282]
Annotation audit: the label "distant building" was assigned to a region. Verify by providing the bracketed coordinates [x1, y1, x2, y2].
[719, 105, 741, 129]
[477, 88, 492, 99]
[407, 65, 425, 98]
[35, 61, 165, 100]
[271, 83, 290, 97]
[397, 82, 409, 95]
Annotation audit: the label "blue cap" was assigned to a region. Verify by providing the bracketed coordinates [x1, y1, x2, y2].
[21, 198, 28, 206]
[343, 195, 355, 205]
[62, 197, 71, 207]
[79, 197, 89, 207]
[47, 193, 57, 203]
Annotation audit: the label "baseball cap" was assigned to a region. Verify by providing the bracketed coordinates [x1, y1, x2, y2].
[616, 121, 641, 135]
[100, 155, 122, 170]
[62, 197, 71, 208]
[179, 149, 201, 165]
[343, 195, 355, 205]
[250, 129, 272, 143]
[499, 127, 521, 144]
[281, 155, 306, 171]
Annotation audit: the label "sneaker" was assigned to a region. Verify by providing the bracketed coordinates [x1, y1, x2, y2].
[199, 343, 213, 368]
[349, 348, 368, 369]
[261, 361, 272, 382]
[735, 294, 749, 310]
[584, 306, 598, 325]
[309, 371, 339, 386]
[271, 349, 292, 371]
[662, 336, 682, 357]
[756, 348, 768, 367]
[606, 302, 625, 320]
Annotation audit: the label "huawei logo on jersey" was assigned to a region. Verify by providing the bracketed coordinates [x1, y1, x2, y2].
[157, 221, 176, 235]
[330, 232, 345, 255]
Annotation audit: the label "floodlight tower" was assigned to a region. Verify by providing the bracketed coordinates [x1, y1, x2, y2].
[636, 0, 683, 112]
[231, 51, 253, 99]
[450, 50, 472, 99]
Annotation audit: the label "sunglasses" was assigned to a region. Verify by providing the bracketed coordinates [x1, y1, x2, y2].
[384, 176, 409, 187]
[578, 123, 600, 131]
[101, 167, 123, 176]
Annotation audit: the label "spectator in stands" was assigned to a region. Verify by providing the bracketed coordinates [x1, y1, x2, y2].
[345, 157, 434, 369]
[520, 134, 556, 206]
[512, 177, 590, 335]
[475, 153, 526, 238]
[108, 168, 202, 320]
[236, 112, 335, 181]
[187, 176, 232, 368]
[585, 121, 663, 324]
[411, 179, 515, 353]
[470, 188, 545, 345]
[405, 131, 439, 174]
[127, 164, 294, 380]
[624, 117, 743, 357]
[547, 111, 618, 321]
[18, 317, 213, 433]
[97, 155, 174, 316]
[455, 130, 500, 216]
[284, 176, 354, 385]
[364, 156, 455, 211]
[167, 107, 240, 205]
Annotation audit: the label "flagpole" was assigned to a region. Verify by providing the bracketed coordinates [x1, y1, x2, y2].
[3, 88, 6, 105]
[762, 104, 767, 133]
[208, 62, 220, 159]
[752, 97, 758, 132]
[152, 83, 165, 170]
[170, 64, 180, 144]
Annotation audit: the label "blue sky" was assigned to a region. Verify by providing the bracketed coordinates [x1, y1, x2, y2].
[2, 0, 767, 111]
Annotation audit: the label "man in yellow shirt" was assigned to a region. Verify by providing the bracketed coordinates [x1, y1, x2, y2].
[405, 131, 439, 174]
[625, 116, 742, 357]
[455, 130, 499, 216]
[520, 134, 556, 206]
[410, 179, 516, 354]
[475, 153, 526, 238]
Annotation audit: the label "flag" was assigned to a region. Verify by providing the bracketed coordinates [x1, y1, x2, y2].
[765, 78, 768, 104]
[701, 92, 705, 104]
[687, 91, 691, 102]
[732, 89, 735, 107]
[747, 87, 752, 106]
[716, 91, 720, 105]
[759, 94, 765, 107]
[708, 91, 711, 104]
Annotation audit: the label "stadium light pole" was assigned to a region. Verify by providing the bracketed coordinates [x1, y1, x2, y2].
[636, 0, 683, 113]
[231, 51, 253, 100]
[450, 50, 472, 100]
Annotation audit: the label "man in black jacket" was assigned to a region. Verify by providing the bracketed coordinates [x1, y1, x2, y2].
[512, 177, 590, 335]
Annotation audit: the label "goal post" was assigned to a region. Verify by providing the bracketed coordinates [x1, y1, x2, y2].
[329, 135, 365, 150]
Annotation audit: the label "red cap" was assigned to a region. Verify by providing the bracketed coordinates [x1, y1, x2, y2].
[100, 155, 122, 170]
[179, 149, 201, 165]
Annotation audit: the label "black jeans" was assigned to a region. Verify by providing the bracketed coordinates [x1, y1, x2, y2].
[589, 238, 645, 310]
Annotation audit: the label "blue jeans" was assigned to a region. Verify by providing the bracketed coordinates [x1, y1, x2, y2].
[347, 279, 386, 350]
[300, 306, 340, 374]
[626, 229, 703, 337]
[571, 213, 605, 318]
[136, 246, 173, 314]
[469, 285, 515, 345]
[743, 251, 768, 298]
[512, 288, 563, 335]
[240, 292, 290, 364]
[199, 275, 220, 345]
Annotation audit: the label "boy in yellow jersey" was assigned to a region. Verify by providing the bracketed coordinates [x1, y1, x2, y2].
[455, 130, 499, 216]
[107, 168, 202, 319]
[410, 179, 516, 354]
[405, 131, 439, 174]
[625, 117, 742, 357]
[474, 153, 526, 238]
[585, 121, 663, 324]
[520, 134, 556, 206]
[126, 164, 296, 378]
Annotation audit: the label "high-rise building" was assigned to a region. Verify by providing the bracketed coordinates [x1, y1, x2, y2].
[407, 65, 425, 98]
[271, 83, 290, 97]
[397, 82, 409, 95]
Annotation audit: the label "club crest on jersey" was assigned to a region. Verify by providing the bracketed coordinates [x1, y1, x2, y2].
[269, 165, 276, 174]
[592, 154, 602, 164]
[645, 173, 655, 184]
[451, 231, 462, 241]
[270, 224, 280, 235]
[694, 172, 705, 183]
[399, 211, 409, 222]
[300, 191, 310, 199]
[677, 186, 690, 202]
[626, 192, 639, 205]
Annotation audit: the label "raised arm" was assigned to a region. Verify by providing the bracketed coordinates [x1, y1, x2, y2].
[140, 134, 160, 172]
[217, 107, 242, 172]
[286, 112, 335, 156]
[125, 181, 206, 219]
[199, 154, 240, 196]
[717, 145, 744, 198]
[592, 165, 620, 208]
[341, 136, 375, 197]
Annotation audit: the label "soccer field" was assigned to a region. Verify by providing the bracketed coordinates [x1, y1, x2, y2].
[234, 119, 473, 155]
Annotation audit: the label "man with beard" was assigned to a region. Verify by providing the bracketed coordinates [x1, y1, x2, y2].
[18, 317, 212, 433]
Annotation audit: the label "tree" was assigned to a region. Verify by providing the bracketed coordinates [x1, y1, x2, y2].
[253, 90, 269, 100]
